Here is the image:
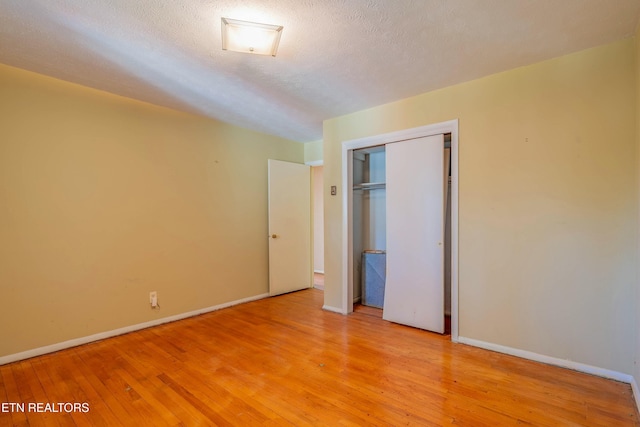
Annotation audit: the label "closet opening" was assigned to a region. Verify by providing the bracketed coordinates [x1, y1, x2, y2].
[352, 145, 386, 313]
[341, 120, 458, 340]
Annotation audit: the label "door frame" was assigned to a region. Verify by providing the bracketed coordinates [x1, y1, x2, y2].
[340, 119, 459, 341]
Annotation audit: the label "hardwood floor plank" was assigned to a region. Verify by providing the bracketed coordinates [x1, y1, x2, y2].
[42, 351, 98, 427]
[0, 289, 638, 426]
[10, 361, 60, 427]
[73, 345, 153, 425]
[116, 339, 253, 425]
[65, 350, 125, 427]
[0, 364, 29, 427]
[0, 366, 14, 427]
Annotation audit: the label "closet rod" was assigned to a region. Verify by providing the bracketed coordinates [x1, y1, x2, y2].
[353, 182, 386, 191]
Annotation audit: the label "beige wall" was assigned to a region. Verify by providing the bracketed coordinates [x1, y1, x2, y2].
[312, 166, 324, 272]
[304, 140, 323, 164]
[323, 39, 637, 374]
[635, 26, 640, 389]
[0, 64, 303, 357]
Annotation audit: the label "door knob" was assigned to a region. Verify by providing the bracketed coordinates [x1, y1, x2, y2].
[270, 234, 278, 239]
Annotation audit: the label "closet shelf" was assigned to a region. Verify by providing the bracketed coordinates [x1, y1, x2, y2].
[353, 182, 386, 191]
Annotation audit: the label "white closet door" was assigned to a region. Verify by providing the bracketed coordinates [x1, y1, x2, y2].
[383, 134, 444, 332]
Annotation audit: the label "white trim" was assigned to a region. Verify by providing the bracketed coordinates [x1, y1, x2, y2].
[305, 160, 323, 166]
[632, 377, 640, 413]
[341, 119, 459, 341]
[0, 293, 269, 366]
[314, 270, 325, 274]
[322, 305, 343, 314]
[341, 146, 353, 315]
[450, 122, 459, 342]
[458, 336, 634, 383]
[342, 121, 459, 150]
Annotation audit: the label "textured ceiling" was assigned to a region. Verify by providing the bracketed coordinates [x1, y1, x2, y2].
[1, 0, 639, 143]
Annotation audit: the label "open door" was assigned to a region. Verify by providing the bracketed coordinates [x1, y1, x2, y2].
[268, 159, 312, 296]
[383, 134, 444, 332]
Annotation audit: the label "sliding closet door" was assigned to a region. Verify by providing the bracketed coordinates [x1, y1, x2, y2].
[383, 134, 444, 333]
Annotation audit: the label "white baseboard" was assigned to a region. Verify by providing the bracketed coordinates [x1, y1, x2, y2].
[322, 305, 344, 314]
[0, 293, 269, 366]
[631, 376, 640, 414]
[458, 336, 633, 384]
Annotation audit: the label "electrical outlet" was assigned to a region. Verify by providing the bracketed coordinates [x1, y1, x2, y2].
[149, 291, 158, 308]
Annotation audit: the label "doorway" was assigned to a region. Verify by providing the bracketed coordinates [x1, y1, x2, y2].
[341, 119, 459, 341]
[312, 165, 324, 290]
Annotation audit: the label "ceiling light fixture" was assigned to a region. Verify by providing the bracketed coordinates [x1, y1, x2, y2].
[221, 17, 283, 57]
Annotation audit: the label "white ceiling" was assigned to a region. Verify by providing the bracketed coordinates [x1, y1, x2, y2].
[1, 1, 639, 143]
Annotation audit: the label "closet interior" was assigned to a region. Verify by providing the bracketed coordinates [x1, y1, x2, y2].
[351, 134, 452, 333]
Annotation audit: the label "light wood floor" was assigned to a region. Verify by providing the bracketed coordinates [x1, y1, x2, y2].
[1, 289, 638, 426]
[313, 272, 324, 290]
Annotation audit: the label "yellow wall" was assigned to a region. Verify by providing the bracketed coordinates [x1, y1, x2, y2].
[0, 64, 303, 357]
[634, 25, 640, 388]
[312, 166, 324, 272]
[323, 39, 637, 374]
[304, 140, 323, 164]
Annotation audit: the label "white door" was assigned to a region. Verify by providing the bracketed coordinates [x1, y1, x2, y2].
[268, 159, 312, 296]
[383, 135, 444, 332]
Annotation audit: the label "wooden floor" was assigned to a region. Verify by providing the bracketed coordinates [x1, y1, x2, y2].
[1, 289, 638, 426]
[313, 272, 324, 290]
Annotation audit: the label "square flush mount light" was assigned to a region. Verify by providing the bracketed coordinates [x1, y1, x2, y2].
[221, 17, 283, 56]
